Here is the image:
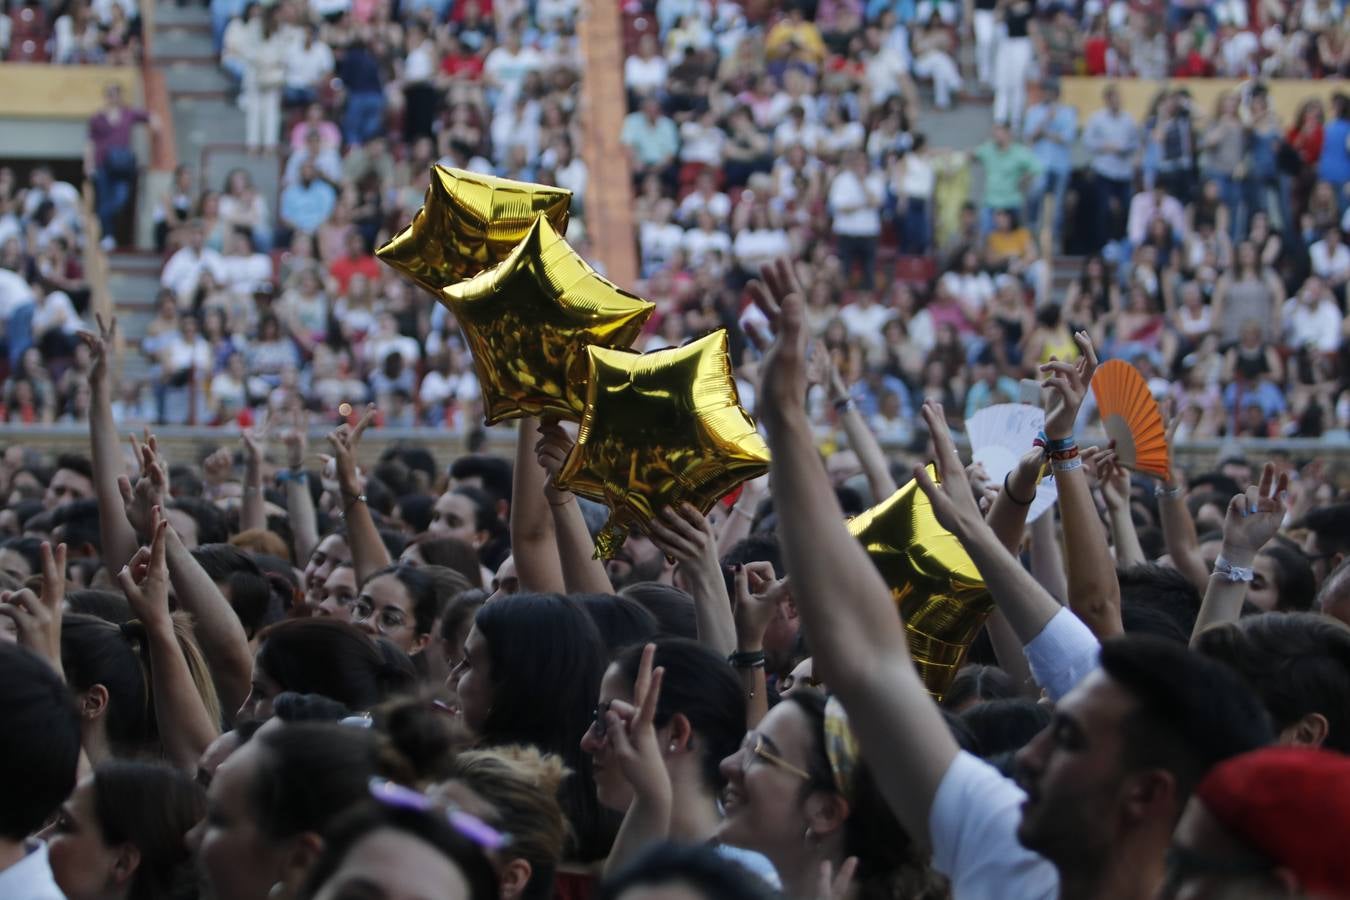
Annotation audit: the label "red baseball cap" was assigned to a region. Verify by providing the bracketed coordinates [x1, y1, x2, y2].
[1195, 747, 1350, 897]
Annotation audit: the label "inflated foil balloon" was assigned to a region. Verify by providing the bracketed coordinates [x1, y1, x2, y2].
[555, 330, 770, 559]
[377, 166, 572, 293]
[439, 215, 655, 425]
[848, 466, 992, 698]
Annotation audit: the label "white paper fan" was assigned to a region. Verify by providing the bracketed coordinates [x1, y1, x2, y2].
[967, 403, 1058, 523]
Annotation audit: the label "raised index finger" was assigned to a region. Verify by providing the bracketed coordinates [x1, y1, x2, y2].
[1257, 461, 1275, 498]
[351, 404, 377, 443]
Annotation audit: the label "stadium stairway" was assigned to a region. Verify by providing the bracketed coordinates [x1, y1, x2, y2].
[151, 3, 280, 222]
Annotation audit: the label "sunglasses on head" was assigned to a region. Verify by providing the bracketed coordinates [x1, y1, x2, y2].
[367, 778, 511, 852]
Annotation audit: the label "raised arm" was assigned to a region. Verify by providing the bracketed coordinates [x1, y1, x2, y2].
[1040, 335, 1124, 639]
[1191, 463, 1288, 644]
[984, 447, 1046, 554]
[510, 417, 566, 594]
[281, 408, 319, 566]
[118, 511, 221, 771]
[535, 421, 615, 595]
[1028, 502, 1067, 603]
[600, 645, 672, 876]
[747, 258, 957, 845]
[81, 318, 140, 572]
[648, 504, 737, 657]
[240, 425, 268, 535]
[731, 562, 785, 728]
[1088, 447, 1145, 568]
[826, 361, 899, 500]
[0, 542, 68, 679]
[716, 475, 766, 557]
[123, 440, 253, 719]
[329, 405, 391, 586]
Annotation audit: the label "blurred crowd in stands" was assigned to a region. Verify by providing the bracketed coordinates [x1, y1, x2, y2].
[1, 0, 1349, 443]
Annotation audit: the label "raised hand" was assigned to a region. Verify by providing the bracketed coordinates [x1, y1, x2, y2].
[1039, 331, 1099, 441]
[534, 417, 575, 490]
[281, 404, 308, 470]
[1083, 446, 1129, 513]
[648, 503, 719, 572]
[76, 313, 117, 384]
[814, 857, 860, 900]
[1219, 462, 1290, 566]
[912, 402, 986, 540]
[241, 419, 269, 469]
[602, 643, 670, 803]
[327, 404, 376, 495]
[0, 542, 67, 676]
[119, 432, 169, 536]
[117, 508, 171, 629]
[731, 561, 787, 650]
[201, 448, 234, 487]
[745, 257, 810, 430]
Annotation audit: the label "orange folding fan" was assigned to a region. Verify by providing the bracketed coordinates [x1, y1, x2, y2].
[1090, 359, 1170, 479]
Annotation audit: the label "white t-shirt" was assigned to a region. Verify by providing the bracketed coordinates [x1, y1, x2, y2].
[679, 121, 726, 165]
[682, 227, 732, 265]
[32, 290, 82, 336]
[839, 302, 891, 342]
[677, 190, 731, 224]
[1284, 297, 1343, 354]
[930, 752, 1059, 900]
[286, 40, 334, 89]
[640, 221, 685, 270]
[0, 841, 65, 900]
[829, 170, 884, 237]
[733, 228, 791, 270]
[161, 247, 226, 303]
[624, 54, 669, 93]
[483, 46, 542, 99]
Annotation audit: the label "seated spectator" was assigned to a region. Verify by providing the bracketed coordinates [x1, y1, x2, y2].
[279, 162, 338, 240]
[161, 222, 226, 307]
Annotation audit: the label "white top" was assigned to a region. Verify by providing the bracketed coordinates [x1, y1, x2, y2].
[0, 841, 66, 900]
[218, 253, 274, 295]
[677, 190, 731, 224]
[624, 54, 669, 92]
[930, 752, 1058, 900]
[639, 221, 685, 269]
[1284, 297, 1343, 354]
[839, 302, 892, 343]
[286, 39, 334, 89]
[896, 155, 935, 199]
[679, 120, 726, 165]
[404, 41, 437, 83]
[161, 247, 226, 303]
[682, 227, 732, 265]
[32, 290, 83, 337]
[1024, 606, 1101, 701]
[773, 120, 823, 155]
[828, 170, 883, 237]
[1309, 240, 1350, 282]
[733, 228, 791, 270]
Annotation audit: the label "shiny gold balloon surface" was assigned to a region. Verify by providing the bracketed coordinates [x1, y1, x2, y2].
[377, 166, 572, 293]
[439, 215, 655, 425]
[848, 466, 992, 698]
[556, 330, 770, 558]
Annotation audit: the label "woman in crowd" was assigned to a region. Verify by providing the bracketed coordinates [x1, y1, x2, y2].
[45, 761, 204, 900]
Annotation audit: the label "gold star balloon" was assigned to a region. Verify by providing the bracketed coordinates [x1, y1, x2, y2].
[439, 215, 655, 425]
[377, 166, 572, 293]
[555, 330, 771, 559]
[849, 466, 993, 699]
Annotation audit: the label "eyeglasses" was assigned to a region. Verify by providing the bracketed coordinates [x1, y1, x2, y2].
[1159, 846, 1275, 898]
[587, 700, 614, 739]
[367, 778, 510, 851]
[739, 732, 811, 781]
[777, 673, 823, 693]
[351, 599, 410, 634]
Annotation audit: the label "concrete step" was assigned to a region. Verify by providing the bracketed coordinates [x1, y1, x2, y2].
[163, 62, 232, 94]
[154, 27, 216, 61]
[108, 250, 165, 275]
[107, 270, 163, 308]
[198, 147, 282, 213]
[153, 3, 212, 28]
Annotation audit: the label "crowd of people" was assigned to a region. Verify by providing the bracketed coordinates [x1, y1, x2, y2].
[1, 260, 1350, 900]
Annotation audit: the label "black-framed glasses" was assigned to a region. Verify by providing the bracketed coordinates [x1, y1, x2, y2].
[1159, 845, 1275, 898]
[587, 700, 614, 739]
[367, 778, 510, 851]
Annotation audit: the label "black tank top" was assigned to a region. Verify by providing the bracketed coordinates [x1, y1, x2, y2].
[1006, 2, 1032, 37]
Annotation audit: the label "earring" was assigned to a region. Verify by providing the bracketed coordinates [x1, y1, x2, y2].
[802, 826, 816, 848]
[268, 882, 288, 900]
[668, 742, 677, 753]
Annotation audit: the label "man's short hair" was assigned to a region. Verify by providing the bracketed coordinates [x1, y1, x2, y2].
[1100, 636, 1274, 802]
[0, 644, 81, 839]
[1194, 613, 1350, 753]
[1118, 564, 1201, 642]
[448, 455, 513, 509]
[170, 497, 229, 546]
[51, 499, 101, 551]
[1301, 504, 1350, 558]
[54, 453, 93, 482]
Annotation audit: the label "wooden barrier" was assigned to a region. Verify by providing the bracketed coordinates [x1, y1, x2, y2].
[1058, 77, 1344, 124]
[0, 63, 140, 119]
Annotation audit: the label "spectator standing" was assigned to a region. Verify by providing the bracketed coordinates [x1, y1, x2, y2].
[1213, 241, 1285, 345]
[1319, 93, 1350, 213]
[1083, 84, 1140, 251]
[86, 82, 154, 249]
[337, 39, 386, 146]
[829, 150, 885, 289]
[1152, 90, 1197, 205]
[1200, 92, 1245, 239]
[241, 6, 286, 155]
[968, 0, 997, 87]
[1022, 79, 1077, 242]
[993, 0, 1035, 130]
[891, 137, 935, 254]
[973, 123, 1041, 234]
